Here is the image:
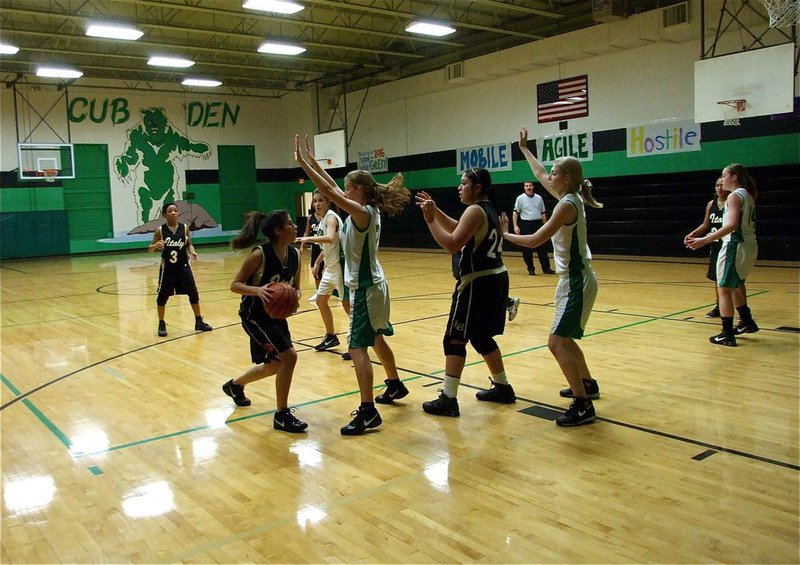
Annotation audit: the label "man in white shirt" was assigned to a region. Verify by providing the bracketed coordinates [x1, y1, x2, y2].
[512, 180, 554, 275]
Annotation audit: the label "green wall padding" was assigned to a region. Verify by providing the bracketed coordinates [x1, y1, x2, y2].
[0, 211, 70, 258]
[219, 145, 257, 231]
[63, 144, 113, 244]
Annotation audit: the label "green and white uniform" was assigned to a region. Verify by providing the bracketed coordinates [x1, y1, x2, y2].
[342, 204, 393, 347]
[717, 187, 757, 288]
[550, 193, 598, 339]
[314, 209, 348, 301]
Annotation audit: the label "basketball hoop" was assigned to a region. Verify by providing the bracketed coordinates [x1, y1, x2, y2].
[717, 99, 746, 126]
[42, 168, 58, 183]
[758, 0, 800, 27]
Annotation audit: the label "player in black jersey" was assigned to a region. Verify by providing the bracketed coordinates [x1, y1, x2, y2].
[416, 167, 516, 417]
[222, 210, 308, 434]
[148, 202, 213, 337]
[684, 178, 727, 318]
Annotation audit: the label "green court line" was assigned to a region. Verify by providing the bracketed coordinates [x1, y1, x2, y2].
[1, 289, 770, 458]
[0, 373, 72, 449]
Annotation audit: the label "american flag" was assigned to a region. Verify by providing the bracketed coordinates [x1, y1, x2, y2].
[537, 75, 589, 123]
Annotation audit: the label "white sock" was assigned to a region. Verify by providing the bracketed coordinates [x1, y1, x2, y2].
[491, 370, 508, 385]
[443, 374, 460, 398]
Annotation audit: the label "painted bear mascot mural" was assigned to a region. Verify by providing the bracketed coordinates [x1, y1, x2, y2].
[115, 107, 217, 234]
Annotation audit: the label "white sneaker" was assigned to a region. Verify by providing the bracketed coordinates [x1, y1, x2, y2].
[507, 297, 521, 322]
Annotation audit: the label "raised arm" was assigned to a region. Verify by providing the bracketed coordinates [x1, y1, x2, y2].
[294, 134, 369, 228]
[519, 127, 558, 200]
[304, 135, 338, 188]
[421, 203, 484, 254]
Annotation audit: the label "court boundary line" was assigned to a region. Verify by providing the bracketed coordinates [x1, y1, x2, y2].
[3, 289, 795, 472]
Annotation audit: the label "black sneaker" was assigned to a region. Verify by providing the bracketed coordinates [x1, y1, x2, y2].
[158, 320, 167, 337]
[315, 333, 340, 351]
[422, 390, 460, 417]
[507, 297, 521, 322]
[273, 408, 308, 433]
[340, 406, 382, 435]
[559, 378, 600, 400]
[195, 318, 213, 331]
[735, 320, 759, 335]
[222, 379, 251, 406]
[709, 332, 737, 347]
[527, 268, 536, 276]
[556, 399, 596, 427]
[705, 305, 720, 318]
[341, 352, 352, 361]
[543, 269, 556, 275]
[476, 379, 516, 404]
[375, 379, 410, 404]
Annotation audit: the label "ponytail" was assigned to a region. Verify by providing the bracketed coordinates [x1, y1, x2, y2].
[345, 170, 411, 217]
[230, 211, 267, 249]
[726, 163, 758, 202]
[580, 179, 603, 209]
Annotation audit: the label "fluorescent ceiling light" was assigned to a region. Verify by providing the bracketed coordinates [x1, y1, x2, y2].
[0, 43, 20, 55]
[182, 78, 222, 87]
[148, 56, 194, 68]
[405, 21, 456, 37]
[86, 23, 144, 41]
[257, 42, 306, 55]
[243, 0, 304, 14]
[36, 67, 83, 79]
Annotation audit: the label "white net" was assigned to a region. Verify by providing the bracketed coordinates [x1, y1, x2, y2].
[759, 0, 800, 27]
[718, 99, 746, 126]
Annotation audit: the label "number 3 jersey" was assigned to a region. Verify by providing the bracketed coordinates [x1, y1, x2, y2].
[160, 223, 190, 267]
[157, 222, 197, 297]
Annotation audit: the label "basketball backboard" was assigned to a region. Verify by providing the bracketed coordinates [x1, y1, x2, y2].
[313, 130, 347, 168]
[18, 143, 75, 180]
[694, 43, 795, 123]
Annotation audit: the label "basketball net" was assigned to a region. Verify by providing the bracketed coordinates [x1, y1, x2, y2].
[43, 169, 58, 183]
[759, 0, 800, 27]
[718, 99, 746, 126]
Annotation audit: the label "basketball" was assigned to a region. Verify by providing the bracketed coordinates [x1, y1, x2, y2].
[264, 282, 299, 319]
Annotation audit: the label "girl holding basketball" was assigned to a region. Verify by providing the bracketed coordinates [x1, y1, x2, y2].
[295, 190, 351, 353]
[500, 126, 603, 427]
[686, 163, 759, 347]
[222, 209, 308, 434]
[294, 134, 410, 436]
[148, 202, 213, 337]
[416, 167, 516, 418]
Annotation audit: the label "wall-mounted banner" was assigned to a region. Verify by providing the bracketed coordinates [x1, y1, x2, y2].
[535, 132, 593, 165]
[457, 142, 512, 172]
[358, 148, 388, 173]
[627, 121, 701, 158]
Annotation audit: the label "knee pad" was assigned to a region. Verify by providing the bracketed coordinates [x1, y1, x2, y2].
[443, 337, 467, 358]
[470, 336, 498, 356]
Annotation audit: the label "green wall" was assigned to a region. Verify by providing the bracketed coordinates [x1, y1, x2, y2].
[1, 132, 797, 259]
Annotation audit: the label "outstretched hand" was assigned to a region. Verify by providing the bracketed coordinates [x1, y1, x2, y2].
[293, 134, 302, 163]
[415, 191, 436, 223]
[499, 212, 510, 236]
[519, 127, 529, 150]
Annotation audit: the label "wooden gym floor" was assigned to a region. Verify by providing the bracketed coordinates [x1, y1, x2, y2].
[1, 246, 798, 564]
